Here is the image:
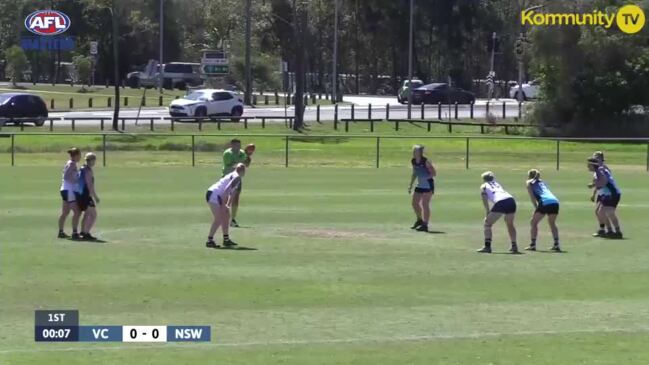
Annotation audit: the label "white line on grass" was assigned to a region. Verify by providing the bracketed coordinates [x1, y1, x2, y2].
[2, 327, 649, 354]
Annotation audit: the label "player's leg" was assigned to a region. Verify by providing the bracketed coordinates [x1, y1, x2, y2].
[594, 202, 610, 237]
[222, 198, 237, 247]
[526, 212, 544, 251]
[82, 205, 98, 240]
[58, 197, 71, 238]
[206, 202, 221, 248]
[416, 192, 432, 232]
[604, 205, 622, 239]
[230, 187, 241, 227]
[411, 192, 423, 229]
[70, 202, 81, 239]
[504, 213, 519, 253]
[478, 212, 502, 253]
[547, 214, 561, 251]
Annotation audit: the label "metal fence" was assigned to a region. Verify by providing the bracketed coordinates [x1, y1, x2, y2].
[1, 132, 648, 170]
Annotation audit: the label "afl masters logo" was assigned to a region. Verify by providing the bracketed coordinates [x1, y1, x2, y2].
[24, 10, 71, 36]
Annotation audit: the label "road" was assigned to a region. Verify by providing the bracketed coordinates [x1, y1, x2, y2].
[36, 95, 524, 127]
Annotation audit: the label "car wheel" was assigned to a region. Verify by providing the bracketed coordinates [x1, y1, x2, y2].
[35, 117, 46, 127]
[194, 107, 207, 121]
[231, 107, 243, 123]
[515, 91, 526, 101]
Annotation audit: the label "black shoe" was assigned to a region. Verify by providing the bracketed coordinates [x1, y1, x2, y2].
[609, 232, 623, 239]
[230, 219, 239, 228]
[509, 245, 521, 254]
[58, 231, 69, 239]
[223, 239, 238, 248]
[415, 224, 428, 232]
[550, 245, 562, 252]
[525, 245, 536, 251]
[206, 240, 218, 248]
[411, 219, 424, 229]
[71, 233, 81, 240]
[477, 246, 492, 253]
[592, 230, 607, 237]
[81, 233, 97, 241]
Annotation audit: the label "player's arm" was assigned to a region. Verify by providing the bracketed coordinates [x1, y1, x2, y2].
[224, 177, 241, 207]
[526, 182, 538, 208]
[408, 170, 416, 194]
[480, 185, 490, 215]
[86, 170, 100, 203]
[426, 160, 436, 178]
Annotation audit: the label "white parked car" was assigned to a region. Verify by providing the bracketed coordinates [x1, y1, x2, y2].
[509, 79, 540, 100]
[169, 89, 244, 120]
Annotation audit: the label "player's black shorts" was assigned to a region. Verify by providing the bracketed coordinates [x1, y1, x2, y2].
[414, 179, 435, 194]
[535, 203, 559, 215]
[205, 191, 223, 205]
[75, 193, 95, 211]
[600, 194, 621, 208]
[491, 197, 517, 214]
[60, 190, 76, 202]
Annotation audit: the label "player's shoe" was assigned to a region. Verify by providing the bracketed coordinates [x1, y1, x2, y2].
[525, 245, 536, 251]
[477, 246, 492, 253]
[230, 219, 240, 228]
[71, 232, 81, 240]
[609, 232, 623, 239]
[81, 233, 98, 241]
[57, 231, 69, 239]
[592, 230, 607, 237]
[415, 224, 428, 232]
[205, 240, 218, 249]
[509, 245, 521, 254]
[550, 245, 562, 252]
[411, 219, 424, 229]
[223, 239, 238, 248]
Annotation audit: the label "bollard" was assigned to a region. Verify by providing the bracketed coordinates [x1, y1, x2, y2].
[386, 103, 390, 120]
[470, 101, 474, 119]
[171, 117, 175, 131]
[159, 95, 163, 107]
[311, 93, 316, 104]
[438, 102, 442, 120]
[518, 101, 522, 119]
[253, 95, 257, 105]
[502, 101, 506, 119]
[100, 118, 104, 130]
[368, 103, 372, 119]
[316, 104, 321, 123]
[50, 99, 55, 109]
[370, 119, 374, 132]
[395, 120, 400, 131]
[486, 101, 490, 116]
[345, 120, 349, 132]
[421, 103, 425, 120]
[150, 118, 154, 131]
[334, 104, 339, 130]
[275, 92, 279, 105]
[121, 118, 125, 131]
[351, 104, 355, 120]
[264, 95, 269, 105]
[261, 118, 266, 129]
[69, 98, 73, 109]
[89, 98, 93, 108]
[49, 118, 53, 131]
[71, 119, 75, 131]
[108, 97, 112, 108]
[454, 102, 458, 120]
[124, 97, 128, 106]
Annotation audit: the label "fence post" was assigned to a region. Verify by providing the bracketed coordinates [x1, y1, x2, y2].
[50, 99, 55, 109]
[368, 103, 372, 119]
[454, 102, 458, 120]
[49, 119, 53, 131]
[150, 118, 154, 131]
[244, 118, 248, 129]
[71, 119, 75, 131]
[265, 95, 269, 105]
[376, 137, 380, 168]
[486, 101, 490, 117]
[518, 101, 522, 119]
[285, 135, 289, 167]
[171, 117, 175, 132]
[198, 118, 203, 131]
[102, 134, 107, 167]
[556, 140, 560, 170]
[345, 120, 349, 132]
[11, 134, 14, 166]
[438, 102, 442, 120]
[395, 120, 400, 131]
[351, 104, 355, 120]
[107, 97, 112, 108]
[191, 135, 195, 167]
[121, 118, 125, 131]
[334, 104, 339, 130]
[386, 103, 390, 120]
[124, 97, 128, 107]
[465, 137, 470, 170]
[69, 98, 73, 109]
[275, 91, 279, 105]
[89, 97, 93, 108]
[448, 123, 452, 133]
[470, 101, 474, 119]
[261, 118, 266, 129]
[421, 103, 425, 120]
[502, 101, 506, 119]
[100, 118, 104, 130]
[317, 104, 321, 123]
[370, 119, 374, 132]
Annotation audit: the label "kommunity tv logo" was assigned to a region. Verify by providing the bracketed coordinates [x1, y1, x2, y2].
[522, 4, 645, 34]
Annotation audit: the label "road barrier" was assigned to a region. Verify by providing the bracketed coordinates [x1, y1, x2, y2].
[1, 132, 647, 171]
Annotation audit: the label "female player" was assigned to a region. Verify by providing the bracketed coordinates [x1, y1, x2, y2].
[58, 148, 82, 239]
[408, 145, 436, 232]
[478, 171, 519, 254]
[76, 153, 101, 241]
[222, 139, 254, 227]
[587, 157, 623, 238]
[525, 169, 561, 252]
[206, 163, 246, 248]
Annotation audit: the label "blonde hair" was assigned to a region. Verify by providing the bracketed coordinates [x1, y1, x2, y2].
[528, 169, 540, 180]
[85, 152, 97, 161]
[481, 171, 495, 182]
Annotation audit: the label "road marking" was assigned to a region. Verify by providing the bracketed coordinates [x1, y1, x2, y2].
[3, 326, 648, 354]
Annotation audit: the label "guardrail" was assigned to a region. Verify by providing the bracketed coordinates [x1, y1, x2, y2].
[1, 132, 647, 171]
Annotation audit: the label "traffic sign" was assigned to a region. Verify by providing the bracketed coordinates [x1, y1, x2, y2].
[90, 41, 98, 55]
[202, 64, 229, 75]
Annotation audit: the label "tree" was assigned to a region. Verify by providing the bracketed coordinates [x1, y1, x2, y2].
[5, 45, 28, 87]
[72, 55, 93, 90]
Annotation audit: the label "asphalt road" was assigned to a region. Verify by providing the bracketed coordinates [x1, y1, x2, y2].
[32, 95, 524, 127]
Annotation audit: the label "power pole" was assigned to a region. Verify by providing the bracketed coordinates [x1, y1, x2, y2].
[332, 0, 339, 103]
[244, 0, 252, 105]
[293, 0, 306, 130]
[407, 0, 414, 119]
[111, 1, 120, 130]
[159, 0, 164, 93]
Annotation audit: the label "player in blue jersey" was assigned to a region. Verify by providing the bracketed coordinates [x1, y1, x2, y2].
[75, 153, 101, 241]
[588, 156, 623, 239]
[525, 169, 561, 252]
[408, 145, 437, 232]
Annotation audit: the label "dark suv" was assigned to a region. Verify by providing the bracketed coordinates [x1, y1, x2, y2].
[0, 93, 49, 126]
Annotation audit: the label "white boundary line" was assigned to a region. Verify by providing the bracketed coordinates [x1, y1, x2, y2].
[2, 327, 649, 355]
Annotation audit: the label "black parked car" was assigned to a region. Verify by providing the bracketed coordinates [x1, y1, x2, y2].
[0, 93, 49, 126]
[411, 83, 476, 105]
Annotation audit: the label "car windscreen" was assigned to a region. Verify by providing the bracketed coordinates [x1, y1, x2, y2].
[0, 95, 12, 104]
[164, 64, 193, 73]
[184, 92, 205, 100]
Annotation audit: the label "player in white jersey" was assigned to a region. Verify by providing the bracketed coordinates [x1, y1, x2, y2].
[477, 171, 519, 254]
[205, 163, 246, 248]
[57, 148, 82, 239]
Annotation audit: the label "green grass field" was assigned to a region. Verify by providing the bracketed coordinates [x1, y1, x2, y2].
[1, 129, 649, 364]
